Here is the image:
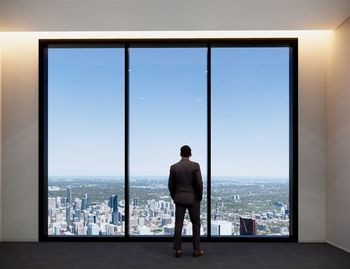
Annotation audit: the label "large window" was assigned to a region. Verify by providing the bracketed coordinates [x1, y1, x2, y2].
[39, 40, 297, 241]
[211, 48, 290, 236]
[45, 47, 125, 237]
[129, 47, 207, 236]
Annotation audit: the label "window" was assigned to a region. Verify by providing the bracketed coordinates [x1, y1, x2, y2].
[129, 47, 207, 236]
[211, 47, 290, 236]
[45, 47, 125, 236]
[39, 39, 297, 241]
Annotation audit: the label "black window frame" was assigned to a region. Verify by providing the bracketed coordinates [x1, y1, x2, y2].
[39, 38, 298, 242]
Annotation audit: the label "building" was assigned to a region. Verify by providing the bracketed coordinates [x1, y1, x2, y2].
[211, 220, 232, 236]
[87, 223, 100, 236]
[66, 205, 71, 226]
[66, 187, 72, 205]
[240, 217, 256, 236]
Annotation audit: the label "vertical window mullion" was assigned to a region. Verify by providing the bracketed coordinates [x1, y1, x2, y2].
[207, 44, 212, 240]
[125, 44, 130, 238]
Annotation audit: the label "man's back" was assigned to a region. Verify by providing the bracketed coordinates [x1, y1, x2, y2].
[168, 158, 203, 205]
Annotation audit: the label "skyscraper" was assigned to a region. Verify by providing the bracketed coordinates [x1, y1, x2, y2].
[240, 217, 256, 236]
[66, 187, 72, 205]
[113, 195, 118, 213]
[82, 193, 89, 210]
[109, 195, 115, 209]
[66, 205, 71, 226]
[67, 187, 72, 204]
[112, 212, 118, 225]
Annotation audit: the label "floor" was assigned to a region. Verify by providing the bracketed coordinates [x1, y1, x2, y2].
[0, 242, 350, 268]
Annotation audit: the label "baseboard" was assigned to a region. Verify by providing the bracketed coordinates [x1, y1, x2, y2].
[327, 240, 350, 253]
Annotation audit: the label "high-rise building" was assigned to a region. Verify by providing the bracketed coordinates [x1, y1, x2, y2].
[112, 212, 118, 225]
[56, 197, 61, 208]
[66, 187, 72, 205]
[82, 193, 89, 210]
[109, 195, 114, 208]
[113, 195, 118, 214]
[66, 205, 71, 226]
[240, 217, 256, 236]
[112, 196, 119, 225]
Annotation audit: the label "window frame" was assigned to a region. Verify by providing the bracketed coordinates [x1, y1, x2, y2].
[39, 38, 298, 242]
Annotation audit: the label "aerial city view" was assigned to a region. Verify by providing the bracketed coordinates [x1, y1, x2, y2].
[47, 47, 290, 238]
[48, 176, 289, 237]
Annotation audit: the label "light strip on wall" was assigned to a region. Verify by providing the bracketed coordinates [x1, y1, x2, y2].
[0, 30, 334, 40]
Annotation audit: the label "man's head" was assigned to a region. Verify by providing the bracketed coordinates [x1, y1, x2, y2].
[180, 145, 192, 158]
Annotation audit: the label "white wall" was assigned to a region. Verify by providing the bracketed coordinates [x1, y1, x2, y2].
[0, 31, 330, 242]
[1, 35, 39, 241]
[326, 18, 350, 252]
[298, 34, 328, 242]
[0, 0, 349, 31]
[0, 38, 2, 242]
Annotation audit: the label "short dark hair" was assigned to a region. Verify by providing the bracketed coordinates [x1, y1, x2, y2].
[180, 145, 191, 157]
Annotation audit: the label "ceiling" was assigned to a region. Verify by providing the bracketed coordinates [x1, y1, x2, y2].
[0, 0, 349, 31]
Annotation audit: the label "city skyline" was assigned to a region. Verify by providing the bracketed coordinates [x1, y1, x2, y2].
[48, 176, 289, 237]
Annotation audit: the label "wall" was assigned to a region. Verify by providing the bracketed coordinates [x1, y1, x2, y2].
[0, 31, 330, 242]
[298, 33, 328, 242]
[1, 35, 38, 241]
[326, 18, 350, 252]
[0, 0, 349, 31]
[0, 38, 2, 242]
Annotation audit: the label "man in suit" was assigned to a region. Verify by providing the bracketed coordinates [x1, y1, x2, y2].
[168, 145, 204, 258]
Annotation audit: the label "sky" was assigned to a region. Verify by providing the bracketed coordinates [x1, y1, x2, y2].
[48, 46, 289, 178]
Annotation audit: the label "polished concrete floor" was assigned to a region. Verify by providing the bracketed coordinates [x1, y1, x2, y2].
[0, 242, 349, 268]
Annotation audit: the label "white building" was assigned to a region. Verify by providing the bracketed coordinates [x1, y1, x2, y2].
[87, 223, 99, 235]
[211, 220, 232, 236]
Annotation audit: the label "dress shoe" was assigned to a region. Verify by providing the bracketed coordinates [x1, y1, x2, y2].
[175, 250, 182, 258]
[192, 250, 204, 257]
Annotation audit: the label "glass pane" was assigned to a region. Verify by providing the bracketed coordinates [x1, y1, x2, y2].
[47, 47, 125, 236]
[211, 48, 290, 237]
[129, 48, 207, 236]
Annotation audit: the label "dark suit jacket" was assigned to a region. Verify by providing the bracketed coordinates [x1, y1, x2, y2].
[168, 158, 203, 204]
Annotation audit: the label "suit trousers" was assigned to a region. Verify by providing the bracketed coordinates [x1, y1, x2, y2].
[174, 200, 201, 251]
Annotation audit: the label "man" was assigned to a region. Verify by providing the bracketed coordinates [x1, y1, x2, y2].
[168, 145, 204, 258]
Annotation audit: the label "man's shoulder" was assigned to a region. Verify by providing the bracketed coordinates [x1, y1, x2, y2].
[170, 162, 180, 170]
[171, 160, 200, 169]
[189, 160, 200, 167]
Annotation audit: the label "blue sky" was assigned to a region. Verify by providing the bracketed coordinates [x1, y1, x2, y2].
[48, 47, 289, 178]
[211, 48, 289, 177]
[48, 48, 125, 177]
